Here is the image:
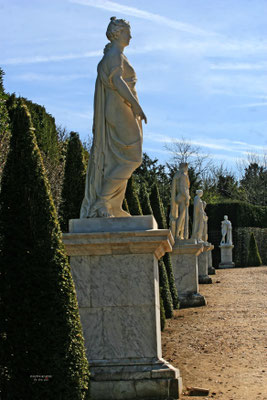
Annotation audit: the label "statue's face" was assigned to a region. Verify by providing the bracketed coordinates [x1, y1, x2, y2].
[224, 215, 228, 220]
[118, 27, 132, 47]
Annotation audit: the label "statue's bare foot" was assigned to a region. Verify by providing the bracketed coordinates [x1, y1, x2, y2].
[98, 206, 114, 218]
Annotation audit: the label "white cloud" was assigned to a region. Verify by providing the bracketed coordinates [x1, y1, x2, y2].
[12, 73, 92, 81]
[210, 62, 267, 71]
[231, 102, 267, 108]
[69, 0, 212, 36]
[1, 50, 102, 65]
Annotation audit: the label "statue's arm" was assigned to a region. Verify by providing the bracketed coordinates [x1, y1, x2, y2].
[109, 54, 147, 123]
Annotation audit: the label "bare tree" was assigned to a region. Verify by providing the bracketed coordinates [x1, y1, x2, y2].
[165, 137, 214, 178]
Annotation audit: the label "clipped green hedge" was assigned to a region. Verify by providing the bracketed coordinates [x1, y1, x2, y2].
[206, 201, 267, 230]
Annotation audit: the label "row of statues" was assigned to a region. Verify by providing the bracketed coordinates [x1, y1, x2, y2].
[169, 163, 232, 244]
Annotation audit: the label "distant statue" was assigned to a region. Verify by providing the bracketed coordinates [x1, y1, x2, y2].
[202, 201, 208, 242]
[191, 189, 205, 242]
[220, 215, 233, 245]
[169, 163, 190, 240]
[80, 17, 147, 218]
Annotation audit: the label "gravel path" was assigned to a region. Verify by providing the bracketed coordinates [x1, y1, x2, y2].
[162, 266, 267, 400]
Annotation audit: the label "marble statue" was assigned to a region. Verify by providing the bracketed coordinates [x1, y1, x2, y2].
[191, 189, 205, 242]
[169, 163, 190, 240]
[202, 201, 208, 242]
[220, 215, 233, 245]
[80, 17, 147, 218]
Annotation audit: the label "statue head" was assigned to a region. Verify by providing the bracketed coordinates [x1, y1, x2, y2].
[179, 163, 188, 173]
[106, 17, 131, 42]
[196, 189, 203, 197]
[224, 215, 228, 220]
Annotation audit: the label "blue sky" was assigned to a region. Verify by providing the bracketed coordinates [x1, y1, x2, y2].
[1, 0, 267, 170]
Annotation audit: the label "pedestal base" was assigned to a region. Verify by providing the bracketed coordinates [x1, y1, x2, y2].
[179, 292, 206, 308]
[199, 274, 212, 284]
[198, 243, 213, 284]
[170, 241, 207, 309]
[90, 358, 182, 400]
[219, 244, 235, 269]
[219, 262, 235, 269]
[63, 217, 182, 399]
[208, 266, 216, 275]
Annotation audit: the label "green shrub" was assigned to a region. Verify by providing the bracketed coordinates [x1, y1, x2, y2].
[59, 132, 86, 231]
[125, 175, 142, 215]
[0, 101, 89, 399]
[158, 260, 173, 319]
[122, 198, 130, 214]
[247, 232, 262, 266]
[139, 182, 153, 215]
[150, 182, 167, 229]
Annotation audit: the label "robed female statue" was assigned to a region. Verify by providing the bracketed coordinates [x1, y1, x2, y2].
[80, 17, 147, 218]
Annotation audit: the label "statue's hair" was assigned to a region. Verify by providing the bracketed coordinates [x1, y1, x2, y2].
[196, 189, 203, 195]
[103, 17, 130, 54]
[106, 16, 130, 42]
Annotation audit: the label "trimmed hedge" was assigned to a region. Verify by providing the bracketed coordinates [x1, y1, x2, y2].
[125, 175, 142, 215]
[0, 101, 89, 399]
[206, 201, 267, 230]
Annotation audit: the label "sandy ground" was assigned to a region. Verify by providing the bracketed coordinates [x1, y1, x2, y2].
[162, 266, 267, 400]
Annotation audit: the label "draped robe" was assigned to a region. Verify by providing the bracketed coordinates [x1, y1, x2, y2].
[80, 47, 142, 218]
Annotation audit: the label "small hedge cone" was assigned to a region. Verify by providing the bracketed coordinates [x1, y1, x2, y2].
[247, 232, 262, 266]
[0, 101, 89, 399]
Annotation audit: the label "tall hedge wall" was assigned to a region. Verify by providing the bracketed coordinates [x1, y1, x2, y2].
[206, 201, 267, 230]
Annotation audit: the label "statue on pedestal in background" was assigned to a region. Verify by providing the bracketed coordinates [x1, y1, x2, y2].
[169, 163, 190, 240]
[220, 215, 233, 245]
[191, 189, 205, 242]
[80, 17, 147, 219]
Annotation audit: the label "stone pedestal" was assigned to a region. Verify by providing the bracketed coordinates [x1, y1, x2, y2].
[198, 243, 214, 284]
[208, 250, 216, 275]
[63, 217, 182, 400]
[170, 240, 206, 308]
[219, 244, 235, 268]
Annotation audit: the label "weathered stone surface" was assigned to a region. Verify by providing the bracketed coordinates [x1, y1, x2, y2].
[70, 215, 157, 233]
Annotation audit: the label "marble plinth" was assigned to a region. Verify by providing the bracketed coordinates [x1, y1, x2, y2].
[69, 215, 157, 233]
[219, 244, 235, 269]
[170, 241, 206, 308]
[63, 217, 182, 399]
[198, 243, 214, 284]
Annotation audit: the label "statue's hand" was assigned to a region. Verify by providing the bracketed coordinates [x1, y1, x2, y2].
[132, 103, 147, 124]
